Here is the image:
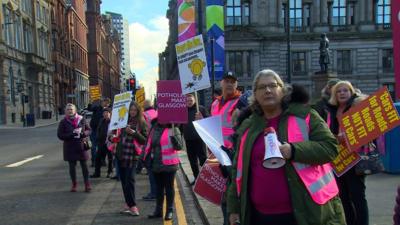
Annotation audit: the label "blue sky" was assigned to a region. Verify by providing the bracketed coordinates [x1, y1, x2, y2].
[101, 0, 170, 99]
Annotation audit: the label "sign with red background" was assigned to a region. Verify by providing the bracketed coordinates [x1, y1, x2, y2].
[157, 80, 188, 124]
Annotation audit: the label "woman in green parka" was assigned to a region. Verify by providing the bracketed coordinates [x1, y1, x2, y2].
[226, 69, 346, 225]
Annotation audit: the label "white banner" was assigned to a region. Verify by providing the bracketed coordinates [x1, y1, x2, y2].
[176, 34, 211, 94]
[109, 92, 132, 130]
[193, 116, 231, 166]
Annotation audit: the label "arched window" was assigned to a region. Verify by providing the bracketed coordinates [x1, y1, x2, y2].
[332, 0, 346, 26]
[226, 0, 250, 26]
[376, 0, 391, 28]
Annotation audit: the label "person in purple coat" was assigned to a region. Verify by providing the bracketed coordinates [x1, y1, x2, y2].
[57, 103, 91, 192]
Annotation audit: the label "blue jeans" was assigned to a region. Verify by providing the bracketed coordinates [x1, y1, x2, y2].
[90, 130, 97, 164]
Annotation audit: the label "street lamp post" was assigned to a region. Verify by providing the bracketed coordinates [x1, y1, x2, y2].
[286, 0, 292, 84]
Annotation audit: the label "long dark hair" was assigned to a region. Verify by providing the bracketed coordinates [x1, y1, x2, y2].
[128, 101, 145, 126]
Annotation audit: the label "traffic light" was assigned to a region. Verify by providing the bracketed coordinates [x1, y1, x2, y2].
[129, 78, 135, 90]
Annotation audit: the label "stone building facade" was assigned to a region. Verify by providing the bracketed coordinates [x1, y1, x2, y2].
[0, 0, 54, 125]
[68, 0, 89, 110]
[86, 0, 121, 100]
[160, 0, 395, 104]
[51, 0, 73, 114]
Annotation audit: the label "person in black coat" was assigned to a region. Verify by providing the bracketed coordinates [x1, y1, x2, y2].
[182, 93, 209, 184]
[57, 103, 91, 192]
[88, 98, 111, 166]
[91, 107, 113, 178]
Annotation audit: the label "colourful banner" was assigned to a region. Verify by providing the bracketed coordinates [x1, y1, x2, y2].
[206, 0, 225, 80]
[156, 80, 188, 124]
[392, 3, 400, 100]
[339, 87, 400, 151]
[178, 0, 196, 42]
[193, 159, 227, 205]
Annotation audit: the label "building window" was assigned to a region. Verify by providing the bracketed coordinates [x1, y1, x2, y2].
[376, 0, 391, 28]
[226, 0, 250, 26]
[332, 0, 346, 26]
[337, 50, 352, 74]
[304, 4, 311, 27]
[382, 49, 393, 72]
[383, 83, 395, 100]
[3, 7, 13, 46]
[290, 0, 302, 31]
[9, 67, 16, 106]
[349, 3, 355, 25]
[226, 51, 251, 77]
[292, 52, 306, 74]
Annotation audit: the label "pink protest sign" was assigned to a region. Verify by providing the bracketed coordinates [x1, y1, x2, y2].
[157, 80, 188, 124]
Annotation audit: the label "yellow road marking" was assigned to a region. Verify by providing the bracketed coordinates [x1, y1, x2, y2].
[163, 178, 187, 225]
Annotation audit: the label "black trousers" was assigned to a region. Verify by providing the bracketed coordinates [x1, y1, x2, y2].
[119, 161, 137, 207]
[68, 160, 89, 183]
[337, 167, 369, 225]
[94, 144, 113, 176]
[185, 140, 207, 178]
[154, 171, 176, 213]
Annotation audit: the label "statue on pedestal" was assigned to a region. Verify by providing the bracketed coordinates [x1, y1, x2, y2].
[319, 33, 330, 73]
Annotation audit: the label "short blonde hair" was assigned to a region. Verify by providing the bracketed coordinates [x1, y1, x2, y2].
[328, 81, 356, 106]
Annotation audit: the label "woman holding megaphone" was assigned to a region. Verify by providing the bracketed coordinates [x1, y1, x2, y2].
[226, 69, 346, 225]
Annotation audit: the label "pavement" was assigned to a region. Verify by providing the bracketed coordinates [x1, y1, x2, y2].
[0, 119, 400, 225]
[0, 117, 59, 129]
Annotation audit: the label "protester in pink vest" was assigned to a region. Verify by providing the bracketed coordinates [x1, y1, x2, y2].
[143, 99, 158, 130]
[113, 101, 148, 217]
[142, 119, 183, 221]
[227, 69, 346, 225]
[211, 71, 241, 225]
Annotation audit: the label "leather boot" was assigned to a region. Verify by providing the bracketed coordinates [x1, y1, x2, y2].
[85, 182, 92, 192]
[148, 209, 162, 219]
[70, 182, 77, 192]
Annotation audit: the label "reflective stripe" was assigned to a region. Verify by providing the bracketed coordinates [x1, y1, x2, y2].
[293, 162, 311, 170]
[309, 171, 335, 194]
[295, 116, 309, 141]
[162, 154, 179, 160]
[221, 100, 237, 128]
[161, 143, 174, 150]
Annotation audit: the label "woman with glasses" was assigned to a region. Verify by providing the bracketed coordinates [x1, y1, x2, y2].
[226, 69, 346, 225]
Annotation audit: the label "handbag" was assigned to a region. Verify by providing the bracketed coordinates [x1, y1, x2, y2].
[83, 138, 92, 151]
[355, 141, 384, 175]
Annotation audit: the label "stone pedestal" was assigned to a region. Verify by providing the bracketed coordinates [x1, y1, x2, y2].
[311, 72, 338, 99]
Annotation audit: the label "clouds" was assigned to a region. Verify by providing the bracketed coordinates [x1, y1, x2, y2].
[129, 15, 169, 101]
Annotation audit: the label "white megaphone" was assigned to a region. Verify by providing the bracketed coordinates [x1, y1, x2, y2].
[263, 127, 286, 169]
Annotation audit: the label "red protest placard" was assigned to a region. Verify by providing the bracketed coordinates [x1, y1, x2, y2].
[157, 80, 188, 124]
[332, 138, 361, 177]
[193, 159, 227, 206]
[339, 87, 400, 152]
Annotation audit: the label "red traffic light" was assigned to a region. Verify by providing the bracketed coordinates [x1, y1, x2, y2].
[129, 79, 135, 85]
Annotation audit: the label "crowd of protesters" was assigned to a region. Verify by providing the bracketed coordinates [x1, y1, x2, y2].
[56, 68, 379, 225]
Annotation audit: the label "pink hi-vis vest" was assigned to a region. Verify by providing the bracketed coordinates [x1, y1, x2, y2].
[144, 109, 158, 129]
[236, 114, 339, 205]
[144, 128, 180, 165]
[211, 98, 239, 149]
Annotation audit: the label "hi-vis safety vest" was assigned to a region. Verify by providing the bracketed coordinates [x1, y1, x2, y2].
[144, 128, 180, 166]
[211, 98, 240, 149]
[236, 114, 339, 205]
[144, 109, 158, 129]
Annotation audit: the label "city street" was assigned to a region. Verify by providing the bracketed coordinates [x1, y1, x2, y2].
[0, 124, 399, 225]
[0, 124, 203, 225]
